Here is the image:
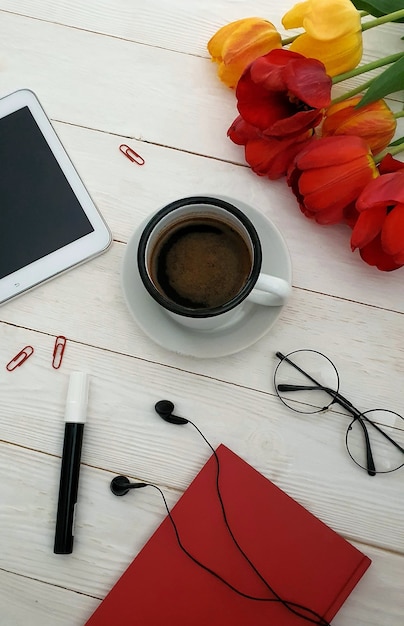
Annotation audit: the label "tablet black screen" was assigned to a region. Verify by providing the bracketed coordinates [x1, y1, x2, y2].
[0, 107, 94, 279]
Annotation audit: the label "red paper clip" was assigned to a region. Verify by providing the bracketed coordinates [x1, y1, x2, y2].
[52, 335, 67, 369]
[119, 143, 145, 165]
[6, 346, 34, 371]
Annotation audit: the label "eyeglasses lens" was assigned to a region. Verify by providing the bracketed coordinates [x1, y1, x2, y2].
[274, 350, 340, 414]
[346, 409, 404, 473]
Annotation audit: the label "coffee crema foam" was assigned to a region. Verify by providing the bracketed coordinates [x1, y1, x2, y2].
[152, 218, 252, 309]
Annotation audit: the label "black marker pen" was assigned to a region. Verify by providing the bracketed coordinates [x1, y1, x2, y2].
[54, 371, 89, 554]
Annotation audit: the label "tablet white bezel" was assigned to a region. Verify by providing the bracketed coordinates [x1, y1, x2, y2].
[0, 89, 112, 305]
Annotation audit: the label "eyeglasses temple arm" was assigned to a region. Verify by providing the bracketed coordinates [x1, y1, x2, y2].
[321, 392, 376, 476]
[276, 352, 324, 388]
[277, 384, 324, 392]
[360, 414, 404, 454]
[276, 377, 377, 476]
[346, 418, 376, 476]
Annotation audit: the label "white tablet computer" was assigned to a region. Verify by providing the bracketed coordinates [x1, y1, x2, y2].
[0, 89, 112, 305]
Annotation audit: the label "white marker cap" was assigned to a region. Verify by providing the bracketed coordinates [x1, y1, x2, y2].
[64, 372, 89, 423]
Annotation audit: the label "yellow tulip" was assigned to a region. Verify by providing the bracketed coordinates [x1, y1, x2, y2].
[282, 0, 362, 76]
[207, 17, 282, 88]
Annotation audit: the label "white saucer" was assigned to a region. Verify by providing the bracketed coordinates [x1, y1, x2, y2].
[121, 196, 292, 358]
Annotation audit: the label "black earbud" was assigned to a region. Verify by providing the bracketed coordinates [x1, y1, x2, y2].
[111, 401, 188, 497]
[110, 475, 148, 496]
[155, 400, 188, 425]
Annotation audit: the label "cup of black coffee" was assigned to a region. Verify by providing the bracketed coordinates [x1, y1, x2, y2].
[136, 196, 291, 330]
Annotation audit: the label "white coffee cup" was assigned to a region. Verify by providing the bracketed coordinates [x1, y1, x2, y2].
[135, 196, 292, 331]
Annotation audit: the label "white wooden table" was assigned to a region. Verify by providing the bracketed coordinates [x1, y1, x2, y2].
[1, 2, 403, 625]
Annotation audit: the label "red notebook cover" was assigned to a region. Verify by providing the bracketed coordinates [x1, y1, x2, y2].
[85, 445, 371, 625]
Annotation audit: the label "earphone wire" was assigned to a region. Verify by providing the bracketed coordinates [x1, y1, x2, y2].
[137, 416, 330, 625]
[186, 420, 330, 626]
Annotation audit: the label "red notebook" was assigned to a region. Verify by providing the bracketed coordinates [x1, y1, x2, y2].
[85, 445, 371, 626]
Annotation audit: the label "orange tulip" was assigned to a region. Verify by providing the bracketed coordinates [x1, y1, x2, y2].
[282, 0, 362, 77]
[287, 136, 379, 225]
[322, 97, 396, 154]
[207, 17, 282, 88]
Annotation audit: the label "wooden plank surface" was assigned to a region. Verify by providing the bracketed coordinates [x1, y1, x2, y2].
[0, 1, 403, 625]
[1, 327, 403, 550]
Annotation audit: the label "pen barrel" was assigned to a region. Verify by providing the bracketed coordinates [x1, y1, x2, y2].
[54, 422, 85, 554]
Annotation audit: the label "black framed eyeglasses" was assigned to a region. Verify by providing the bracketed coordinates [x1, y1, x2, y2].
[274, 350, 404, 476]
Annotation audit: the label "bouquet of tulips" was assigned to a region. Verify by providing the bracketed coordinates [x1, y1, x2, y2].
[207, 0, 404, 271]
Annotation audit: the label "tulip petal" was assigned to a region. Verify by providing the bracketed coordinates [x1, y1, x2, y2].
[227, 115, 260, 145]
[207, 18, 282, 88]
[350, 206, 386, 250]
[392, 248, 404, 265]
[282, 1, 311, 29]
[245, 134, 314, 180]
[299, 157, 377, 214]
[358, 235, 402, 271]
[236, 77, 292, 132]
[221, 21, 279, 64]
[217, 63, 247, 90]
[324, 96, 361, 116]
[344, 202, 360, 229]
[289, 32, 362, 77]
[295, 136, 373, 169]
[282, 0, 360, 40]
[208, 19, 247, 59]
[322, 98, 396, 154]
[312, 203, 346, 225]
[378, 154, 404, 174]
[268, 108, 323, 137]
[381, 203, 404, 257]
[356, 172, 404, 212]
[283, 57, 331, 108]
[220, 23, 281, 87]
[249, 49, 302, 91]
[250, 52, 331, 107]
[208, 18, 268, 58]
[301, 0, 361, 41]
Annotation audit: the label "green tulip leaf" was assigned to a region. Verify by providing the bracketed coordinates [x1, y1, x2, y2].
[357, 57, 404, 107]
[389, 137, 404, 147]
[351, 0, 404, 18]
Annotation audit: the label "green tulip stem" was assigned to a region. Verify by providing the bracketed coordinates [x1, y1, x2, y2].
[374, 141, 404, 164]
[395, 110, 404, 120]
[330, 76, 376, 105]
[332, 51, 404, 85]
[361, 8, 404, 32]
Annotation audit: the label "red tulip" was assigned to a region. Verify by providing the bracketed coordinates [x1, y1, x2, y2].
[351, 171, 404, 271]
[228, 115, 314, 179]
[235, 49, 332, 140]
[287, 136, 379, 225]
[334, 153, 404, 232]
